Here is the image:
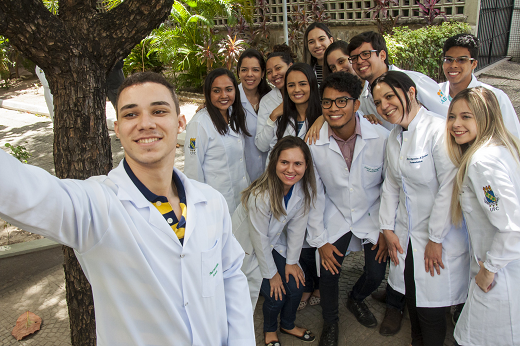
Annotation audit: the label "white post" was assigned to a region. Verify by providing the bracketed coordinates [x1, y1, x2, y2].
[283, 0, 289, 45]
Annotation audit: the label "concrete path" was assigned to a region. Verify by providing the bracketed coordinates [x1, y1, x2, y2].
[2, 60, 520, 345]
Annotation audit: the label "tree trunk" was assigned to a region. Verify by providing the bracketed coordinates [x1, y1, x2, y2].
[47, 62, 112, 345]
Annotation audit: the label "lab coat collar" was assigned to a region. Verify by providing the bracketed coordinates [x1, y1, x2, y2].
[108, 160, 207, 246]
[284, 181, 302, 213]
[239, 83, 257, 118]
[440, 74, 478, 98]
[361, 65, 399, 98]
[398, 106, 426, 134]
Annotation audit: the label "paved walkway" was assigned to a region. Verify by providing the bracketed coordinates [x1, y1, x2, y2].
[1, 61, 520, 345]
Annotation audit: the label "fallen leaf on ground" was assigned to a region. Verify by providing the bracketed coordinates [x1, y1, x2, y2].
[12, 311, 42, 340]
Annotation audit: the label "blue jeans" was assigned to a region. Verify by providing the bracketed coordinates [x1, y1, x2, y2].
[260, 250, 304, 332]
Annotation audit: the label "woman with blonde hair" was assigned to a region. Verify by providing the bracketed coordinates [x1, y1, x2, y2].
[232, 136, 318, 346]
[446, 86, 520, 346]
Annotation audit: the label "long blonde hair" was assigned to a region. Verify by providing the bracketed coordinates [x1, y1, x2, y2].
[446, 87, 520, 225]
[241, 136, 317, 220]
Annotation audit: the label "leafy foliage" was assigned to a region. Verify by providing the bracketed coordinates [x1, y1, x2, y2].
[0, 36, 13, 88]
[5, 143, 31, 164]
[385, 21, 471, 82]
[367, 0, 400, 35]
[416, 0, 447, 26]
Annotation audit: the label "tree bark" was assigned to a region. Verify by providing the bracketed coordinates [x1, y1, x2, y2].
[0, 1, 174, 345]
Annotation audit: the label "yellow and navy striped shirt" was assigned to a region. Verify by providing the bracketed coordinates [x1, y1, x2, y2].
[124, 160, 187, 245]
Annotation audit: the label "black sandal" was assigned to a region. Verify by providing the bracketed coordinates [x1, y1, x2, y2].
[265, 341, 281, 346]
[280, 328, 315, 342]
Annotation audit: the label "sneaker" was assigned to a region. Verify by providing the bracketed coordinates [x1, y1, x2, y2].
[346, 295, 377, 328]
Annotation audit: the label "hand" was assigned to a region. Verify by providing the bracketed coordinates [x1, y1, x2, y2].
[383, 229, 403, 266]
[196, 102, 206, 113]
[269, 272, 286, 301]
[372, 233, 389, 263]
[304, 115, 325, 144]
[285, 263, 305, 289]
[424, 240, 445, 276]
[363, 113, 383, 125]
[318, 242, 343, 275]
[475, 261, 495, 293]
[269, 103, 284, 122]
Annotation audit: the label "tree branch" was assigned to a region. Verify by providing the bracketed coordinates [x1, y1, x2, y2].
[92, 0, 175, 70]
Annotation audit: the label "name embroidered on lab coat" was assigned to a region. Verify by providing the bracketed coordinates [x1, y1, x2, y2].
[483, 185, 500, 212]
[407, 153, 428, 164]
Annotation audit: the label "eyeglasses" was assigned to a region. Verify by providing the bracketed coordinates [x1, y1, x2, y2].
[348, 50, 378, 64]
[443, 56, 476, 64]
[321, 96, 356, 109]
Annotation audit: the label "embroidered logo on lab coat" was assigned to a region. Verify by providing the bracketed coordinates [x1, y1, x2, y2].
[210, 263, 219, 277]
[437, 89, 448, 104]
[483, 185, 499, 211]
[189, 138, 196, 155]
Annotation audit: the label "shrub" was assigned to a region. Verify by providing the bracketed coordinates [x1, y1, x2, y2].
[385, 21, 471, 82]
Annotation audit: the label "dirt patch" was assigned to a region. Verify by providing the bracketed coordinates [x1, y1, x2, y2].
[0, 218, 43, 246]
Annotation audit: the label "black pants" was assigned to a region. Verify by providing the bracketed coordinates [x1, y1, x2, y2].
[404, 240, 447, 346]
[300, 247, 320, 293]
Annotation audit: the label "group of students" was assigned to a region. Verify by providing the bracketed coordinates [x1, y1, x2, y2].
[183, 25, 520, 346]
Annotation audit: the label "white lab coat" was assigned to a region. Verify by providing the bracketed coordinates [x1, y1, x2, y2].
[35, 66, 54, 120]
[379, 107, 469, 307]
[267, 117, 309, 154]
[239, 84, 269, 182]
[184, 108, 250, 214]
[0, 150, 255, 346]
[439, 75, 520, 138]
[307, 116, 389, 251]
[231, 182, 309, 308]
[255, 88, 283, 152]
[360, 65, 450, 130]
[454, 145, 520, 346]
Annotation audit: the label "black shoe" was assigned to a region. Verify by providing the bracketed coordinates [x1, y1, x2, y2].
[379, 306, 403, 336]
[371, 289, 387, 304]
[347, 295, 378, 328]
[318, 322, 338, 346]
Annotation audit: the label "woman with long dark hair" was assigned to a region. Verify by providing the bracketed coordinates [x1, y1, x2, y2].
[237, 48, 272, 181]
[185, 68, 251, 213]
[303, 22, 334, 85]
[268, 63, 321, 152]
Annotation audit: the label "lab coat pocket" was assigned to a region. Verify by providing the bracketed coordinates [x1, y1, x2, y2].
[363, 163, 383, 187]
[406, 152, 434, 183]
[201, 238, 223, 298]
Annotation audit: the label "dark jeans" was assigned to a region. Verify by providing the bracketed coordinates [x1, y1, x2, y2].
[299, 247, 319, 293]
[320, 232, 387, 324]
[404, 240, 447, 346]
[386, 279, 407, 311]
[350, 241, 388, 302]
[260, 250, 304, 332]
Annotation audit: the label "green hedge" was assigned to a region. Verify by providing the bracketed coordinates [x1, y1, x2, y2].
[385, 21, 471, 82]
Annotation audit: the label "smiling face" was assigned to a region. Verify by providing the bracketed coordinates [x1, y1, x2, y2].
[114, 82, 186, 169]
[327, 49, 355, 75]
[239, 57, 263, 93]
[210, 75, 235, 117]
[286, 70, 310, 106]
[443, 46, 478, 90]
[350, 42, 387, 84]
[307, 28, 333, 63]
[373, 82, 413, 127]
[447, 99, 478, 145]
[266, 56, 292, 90]
[322, 87, 360, 139]
[276, 147, 307, 194]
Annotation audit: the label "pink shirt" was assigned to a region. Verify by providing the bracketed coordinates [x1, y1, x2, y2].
[328, 114, 362, 171]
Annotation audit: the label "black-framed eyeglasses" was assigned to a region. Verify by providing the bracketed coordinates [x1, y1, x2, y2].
[348, 50, 378, 64]
[321, 96, 356, 109]
[443, 56, 476, 64]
